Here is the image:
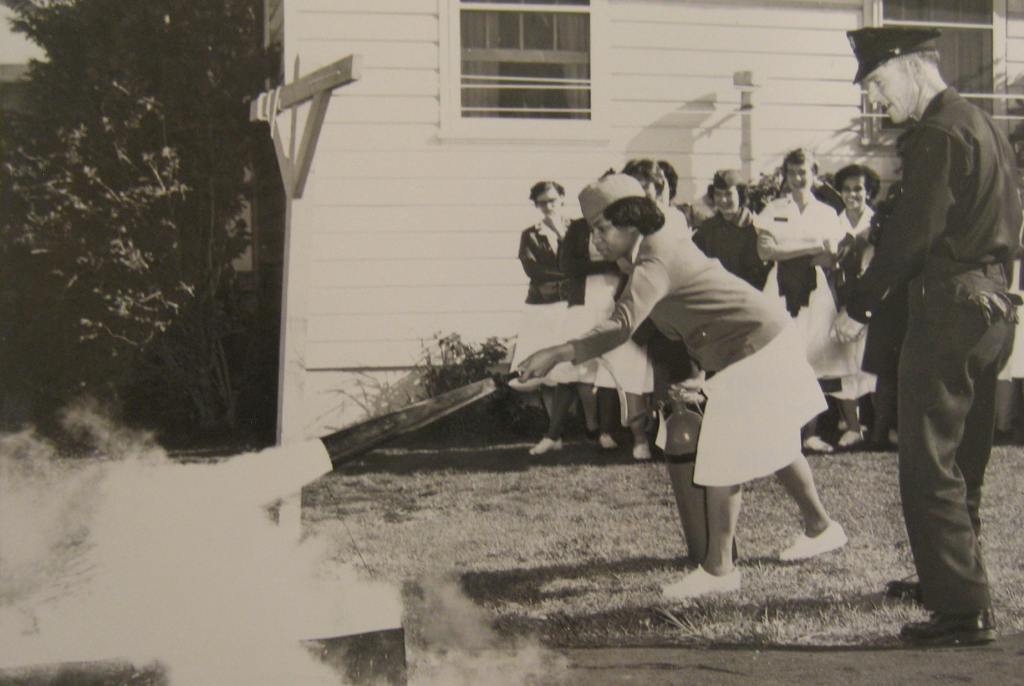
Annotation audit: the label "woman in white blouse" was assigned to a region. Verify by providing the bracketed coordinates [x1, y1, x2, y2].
[755, 149, 858, 454]
[831, 164, 881, 447]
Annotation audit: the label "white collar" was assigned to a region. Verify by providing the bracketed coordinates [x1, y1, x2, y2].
[535, 216, 566, 241]
[842, 206, 874, 233]
[630, 236, 643, 263]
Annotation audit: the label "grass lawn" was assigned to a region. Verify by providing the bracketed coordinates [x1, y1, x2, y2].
[303, 432, 1024, 649]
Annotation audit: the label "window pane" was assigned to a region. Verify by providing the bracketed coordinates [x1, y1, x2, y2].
[936, 28, 993, 94]
[461, 11, 492, 49]
[556, 13, 588, 51]
[460, 66, 589, 118]
[884, 0, 992, 25]
[496, 11, 521, 49]
[460, 8, 590, 120]
[461, 60, 591, 119]
[523, 13, 554, 50]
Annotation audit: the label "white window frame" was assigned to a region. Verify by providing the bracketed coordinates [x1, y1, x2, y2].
[438, 0, 609, 143]
[860, 0, 1007, 144]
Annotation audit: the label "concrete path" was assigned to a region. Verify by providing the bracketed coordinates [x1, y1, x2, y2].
[558, 634, 1024, 685]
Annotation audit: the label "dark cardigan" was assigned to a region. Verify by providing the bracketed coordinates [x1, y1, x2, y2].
[518, 223, 568, 304]
[558, 218, 621, 306]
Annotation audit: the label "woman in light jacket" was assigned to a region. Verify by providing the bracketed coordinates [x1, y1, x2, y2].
[519, 175, 847, 600]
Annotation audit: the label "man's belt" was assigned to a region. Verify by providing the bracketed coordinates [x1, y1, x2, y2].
[922, 256, 1010, 285]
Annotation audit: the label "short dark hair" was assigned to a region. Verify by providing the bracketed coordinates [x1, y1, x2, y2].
[782, 148, 818, 177]
[834, 164, 881, 203]
[708, 169, 749, 206]
[657, 160, 679, 200]
[706, 181, 748, 207]
[603, 196, 666, 236]
[622, 158, 669, 200]
[529, 180, 565, 203]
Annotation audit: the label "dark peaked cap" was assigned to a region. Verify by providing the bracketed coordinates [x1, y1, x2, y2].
[847, 27, 941, 84]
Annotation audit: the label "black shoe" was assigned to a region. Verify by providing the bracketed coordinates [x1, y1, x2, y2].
[899, 609, 997, 646]
[885, 577, 923, 604]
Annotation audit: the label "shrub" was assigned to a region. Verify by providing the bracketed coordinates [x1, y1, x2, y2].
[419, 333, 509, 397]
[416, 333, 544, 440]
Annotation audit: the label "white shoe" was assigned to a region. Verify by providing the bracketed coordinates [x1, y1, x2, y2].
[837, 430, 863, 449]
[598, 433, 618, 450]
[779, 520, 848, 561]
[529, 437, 563, 455]
[802, 435, 834, 453]
[632, 442, 652, 461]
[661, 565, 741, 601]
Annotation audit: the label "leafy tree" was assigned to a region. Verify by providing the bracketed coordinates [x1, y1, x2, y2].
[1, 0, 276, 436]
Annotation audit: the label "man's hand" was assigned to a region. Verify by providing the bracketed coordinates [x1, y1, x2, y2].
[811, 237, 837, 268]
[616, 257, 634, 274]
[831, 308, 867, 343]
[517, 343, 574, 382]
[810, 251, 837, 268]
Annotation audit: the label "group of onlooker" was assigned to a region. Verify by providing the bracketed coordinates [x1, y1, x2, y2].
[509, 150, 913, 457]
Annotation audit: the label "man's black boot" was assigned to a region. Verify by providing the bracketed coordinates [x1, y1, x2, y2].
[899, 609, 996, 646]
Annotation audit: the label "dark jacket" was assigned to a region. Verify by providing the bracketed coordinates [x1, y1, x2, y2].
[846, 88, 1023, 322]
[559, 218, 621, 306]
[694, 208, 772, 290]
[518, 223, 567, 304]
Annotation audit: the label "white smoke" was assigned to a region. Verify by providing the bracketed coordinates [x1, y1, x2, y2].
[0, 409, 402, 685]
[406, 576, 570, 686]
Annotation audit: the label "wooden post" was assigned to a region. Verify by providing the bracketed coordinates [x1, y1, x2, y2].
[249, 54, 362, 536]
[249, 53, 362, 447]
[734, 70, 759, 181]
[251, 54, 362, 201]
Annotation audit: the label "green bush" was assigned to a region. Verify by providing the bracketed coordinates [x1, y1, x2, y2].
[416, 333, 544, 440]
[419, 333, 509, 397]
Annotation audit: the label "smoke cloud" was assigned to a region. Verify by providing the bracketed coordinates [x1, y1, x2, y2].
[0, 407, 401, 685]
[405, 575, 569, 686]
[3, 405, 570, 685]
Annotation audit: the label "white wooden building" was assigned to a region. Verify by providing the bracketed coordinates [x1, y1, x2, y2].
[261, 0, 1024, 441]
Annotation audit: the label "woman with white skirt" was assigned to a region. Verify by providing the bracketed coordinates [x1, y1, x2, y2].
[830, 164, 882, 448]
[508, 181, 590, 455]
[756, 149, 859, 454]
[562, 214, 653, 459]
[518, 175, 847, 600]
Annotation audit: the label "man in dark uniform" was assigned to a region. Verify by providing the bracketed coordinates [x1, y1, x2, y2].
[834, 27, 1023, 646]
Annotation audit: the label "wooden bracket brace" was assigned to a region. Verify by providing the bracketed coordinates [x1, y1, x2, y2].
[250, 54, 362, 199]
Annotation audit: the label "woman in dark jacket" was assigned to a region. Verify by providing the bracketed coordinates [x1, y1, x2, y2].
[694, 169, 771, 290]
[508, 181, 584, 455]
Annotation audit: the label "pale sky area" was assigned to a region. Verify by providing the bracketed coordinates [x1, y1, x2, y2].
[0, 5, 45, 64]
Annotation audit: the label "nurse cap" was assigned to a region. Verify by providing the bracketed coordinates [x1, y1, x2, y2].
[579, 174, 646, 226]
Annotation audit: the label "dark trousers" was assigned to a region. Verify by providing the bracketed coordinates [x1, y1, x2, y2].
[898, 275, 1014, 614]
